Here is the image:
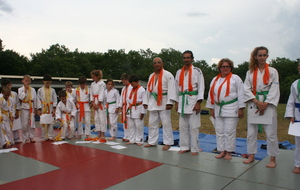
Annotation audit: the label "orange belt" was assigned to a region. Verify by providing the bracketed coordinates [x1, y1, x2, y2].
[77, 101, 89, 122]
[41, 101, 53, 114]
[93, 95, 103, 110]
[22, 100, 34, 125]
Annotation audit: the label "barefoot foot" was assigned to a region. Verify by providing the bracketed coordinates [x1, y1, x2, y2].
[190, 152, 198, 156]
[144, 144, 156, 148]
[178, 149, 190, 154]
[292, 167, 300, 174]
[162, 145, 170, 151]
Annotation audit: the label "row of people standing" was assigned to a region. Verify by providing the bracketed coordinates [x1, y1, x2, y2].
[1, 47, 296, 173]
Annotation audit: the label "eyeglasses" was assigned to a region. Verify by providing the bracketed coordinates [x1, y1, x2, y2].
[183, 57, 192, 59]
[220, 66, 231, 69]
[257, 54, 268, 57]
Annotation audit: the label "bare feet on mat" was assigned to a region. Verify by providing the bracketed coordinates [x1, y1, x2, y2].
[215, 151, 225, 159]
[224, 152, 232, 160]
[122, 138, 129, 142]
[30, 138, 36, 143]
[292, 167, 300, 174]
[126, 142, 133, 145]
[178, 149, 190, 154]
[266, 156, 276, 168]
[190, 152, 198, 156]
[144, 144, 156, 148]
[136, 143, 143, 146]
[107, 137, 116, 141]
[162, 145, 170, 151]
[243, 154, 255, 164]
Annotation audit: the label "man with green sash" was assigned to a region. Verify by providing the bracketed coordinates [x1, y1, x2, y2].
[172, 50, 205, 156]
[143, 57, 176, 150]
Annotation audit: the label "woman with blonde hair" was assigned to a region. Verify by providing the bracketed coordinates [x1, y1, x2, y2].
[243, 46, 280, 168]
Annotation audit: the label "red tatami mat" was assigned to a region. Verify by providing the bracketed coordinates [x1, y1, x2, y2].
[13, 141, 110, 167]
[2, 149, 162, 190]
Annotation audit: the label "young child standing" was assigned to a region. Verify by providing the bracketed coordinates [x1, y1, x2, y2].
[1, 79, 21, 144]
[74, 76, 91, 139]
[55, 90, 77, 140]
[126, 75, 146, 146]
[0, 87, 15, 148]
[90, 70, 106, 140]
[37, 74, 57, 141]
[105, 79, 120, 140]
[118, 73, 132, 142]
[18, 75, 37, 143]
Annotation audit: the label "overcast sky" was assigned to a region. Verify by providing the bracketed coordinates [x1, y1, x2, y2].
[1, 0, 299, 66]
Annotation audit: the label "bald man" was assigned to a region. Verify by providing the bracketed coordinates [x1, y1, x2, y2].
[143, 57, 175, 150]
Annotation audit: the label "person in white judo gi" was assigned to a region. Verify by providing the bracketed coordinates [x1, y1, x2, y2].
[1, 79, 21, 144]
[126, 75, 146, 146]
[0, 87, 15, 148]
[172, 50, 205, 156]
[55, 90, 77, 139]
[37, 74, 57, 141]
[206, 58, 245, 160]
[18, 75, 37, 143]
[284, 61, 300, 174]
[143, 57, 175, 150]
[74, 76, 91, 140]
[118, 73, 132, 142]
[104, 79, 120, 140]
[243, 46, 280, 168]
[90, 70, 106, 139]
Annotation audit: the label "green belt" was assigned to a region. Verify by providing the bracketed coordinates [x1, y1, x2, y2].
[179, 90, 198, 117]
[106, 101, 117, 115]
[150, 92, 167, 101]
[126, 103, 143, 114]
[255, 91, 269, 133]
[216, 97, 238, 115]
[255, 91, 269, 102]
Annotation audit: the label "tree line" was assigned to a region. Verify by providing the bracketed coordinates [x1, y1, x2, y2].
[0, 42, 299, 103]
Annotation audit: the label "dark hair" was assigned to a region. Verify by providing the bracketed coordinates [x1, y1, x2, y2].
[183, 50, 194, 59]
[1, 79, 12, 87]
[43, 74, 52, 81]
[1, 86, 11, 94]
[129, 75, 139, 83]
[106, 78, 114, 86]
[78, 76, 87, 84]
[120, 73, 129, 80]
[58, 90, 67, 97]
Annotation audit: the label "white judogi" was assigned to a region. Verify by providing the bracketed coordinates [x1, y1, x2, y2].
[284, 79, 300, 167]
[74, 86, 91, 137]
[90, 80, 106, 132]
[172, 65, 205, 153]
[0, 96, 15, 145]
[143, 69, 176, 146]
[244, 66, 280, 156]
[105, 88, 120, 137]
[127, 86, 146, 144]
[37, 87, 57, 140]
[206, 74, 245, 152]
[0, 92, 21, 143]
[55, 99, 77, 139]
[18, 86, 37, 141]
[119, 84, 132, 140]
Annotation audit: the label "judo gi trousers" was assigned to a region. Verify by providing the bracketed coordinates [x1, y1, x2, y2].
[179, 112, 200, 153]
[127, 117, 144, 144]
[148, 110, 174, 145]
[215, 117, 238, 152]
